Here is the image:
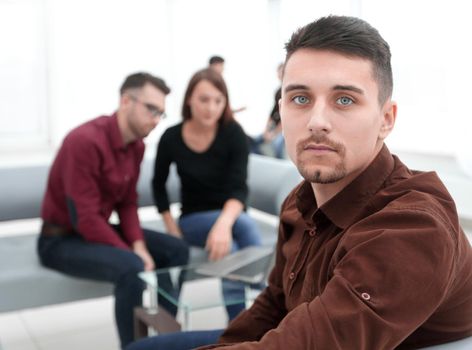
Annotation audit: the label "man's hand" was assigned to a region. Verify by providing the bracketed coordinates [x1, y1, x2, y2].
[205, 219, 233, 261]
[132, 240, 156, 271]
[263, 129, 276, 142]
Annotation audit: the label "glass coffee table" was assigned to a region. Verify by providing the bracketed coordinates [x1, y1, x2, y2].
[135, 263, 265, 339]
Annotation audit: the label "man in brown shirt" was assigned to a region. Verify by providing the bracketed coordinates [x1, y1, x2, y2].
[125, 16, 472, 350]
[199, 15, 472, 350]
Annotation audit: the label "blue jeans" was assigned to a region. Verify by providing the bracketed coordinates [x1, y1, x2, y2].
[179, 210, 262, 320]
[37, 227, 189, 349]
[125, 329, 224, 350]
[271, 132, 285, 159]
[250, 132, 285, 159]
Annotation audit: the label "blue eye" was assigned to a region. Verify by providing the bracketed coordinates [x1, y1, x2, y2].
[336, 96, 353, 106]
[293, 96, 309, 105]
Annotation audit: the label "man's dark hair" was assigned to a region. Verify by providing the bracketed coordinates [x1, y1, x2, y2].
[209, 55, 225, 65]
[120, 72, 171, 95]
[285, 16, 393, 104]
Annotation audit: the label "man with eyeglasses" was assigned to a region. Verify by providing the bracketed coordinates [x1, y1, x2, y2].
[37, 72, 189, 349]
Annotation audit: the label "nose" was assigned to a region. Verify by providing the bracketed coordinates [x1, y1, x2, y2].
[150, 116, 160, 128]
[208, 102, 218, 114]
[306, 101, 331, 134]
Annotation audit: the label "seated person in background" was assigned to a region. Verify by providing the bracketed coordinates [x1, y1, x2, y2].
[209, 55, 246, 114]
[250, 63, 285, 159]
[128, 15, 472, 350]
[208, 55, 225, 75]
[37, 72, 189, 349]
[152, 68, 262, 322]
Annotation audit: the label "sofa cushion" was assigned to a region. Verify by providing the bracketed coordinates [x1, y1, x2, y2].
[0, 166, 49, 221]
[0, 234, 113, 312]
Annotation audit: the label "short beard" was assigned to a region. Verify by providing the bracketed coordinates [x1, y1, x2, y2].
[128, 111, 149, 140]
[296, 134, 347, 184]
[297, 163, 347, 184]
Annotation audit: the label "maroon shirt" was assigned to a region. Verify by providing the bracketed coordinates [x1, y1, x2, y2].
[41, 114, 145, 249]
[199, 145, 472, 349]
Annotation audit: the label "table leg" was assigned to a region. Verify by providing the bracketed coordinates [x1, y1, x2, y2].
[134, 306, 182, 340]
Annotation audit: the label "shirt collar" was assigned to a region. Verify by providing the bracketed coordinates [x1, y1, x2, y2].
[295, 144, 395, 229]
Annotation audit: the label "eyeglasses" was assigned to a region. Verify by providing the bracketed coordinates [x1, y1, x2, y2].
[129, 95, 166, 119]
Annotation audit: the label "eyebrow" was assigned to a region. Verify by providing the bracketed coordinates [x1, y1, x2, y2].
[284, 84, 309, 94]
[333, 84, 364, 95]
[284, 83, 365, 96]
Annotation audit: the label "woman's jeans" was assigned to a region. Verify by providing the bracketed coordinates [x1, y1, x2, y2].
[179, 210, 262, 320]
[37, 227, 189, 349]
[249, 132, 285, 159]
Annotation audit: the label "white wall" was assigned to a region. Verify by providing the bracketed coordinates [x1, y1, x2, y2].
[0, 0, 49, 152]
[163, 0, 278, 138]
[361, 0, 472, 158]
[45, 0, 173, 147]
[0, 0, 471, 165]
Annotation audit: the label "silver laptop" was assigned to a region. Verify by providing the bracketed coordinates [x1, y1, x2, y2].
[196, 246, 275, 284]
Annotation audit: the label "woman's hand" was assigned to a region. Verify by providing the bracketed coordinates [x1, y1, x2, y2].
[205, 218, 233, 261]
[205, 199, 243, 260]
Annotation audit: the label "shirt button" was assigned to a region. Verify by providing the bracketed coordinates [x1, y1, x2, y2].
[309, 229, 316, 237]
[289, 272, 295, 280]
[361, 292, 371, 301]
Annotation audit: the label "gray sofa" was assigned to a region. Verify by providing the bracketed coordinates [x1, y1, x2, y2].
[0, 154, 301, 313]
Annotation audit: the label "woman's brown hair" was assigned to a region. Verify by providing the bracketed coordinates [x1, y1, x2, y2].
[182, 68, 234, 125]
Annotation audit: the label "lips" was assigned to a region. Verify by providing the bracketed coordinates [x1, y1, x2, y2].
[304, 144, 336, 152]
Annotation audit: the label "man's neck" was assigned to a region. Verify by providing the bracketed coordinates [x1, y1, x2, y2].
[117, 110, 135, 145]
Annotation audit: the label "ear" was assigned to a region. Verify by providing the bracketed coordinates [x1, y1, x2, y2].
[379, 100, 397, 140]
[120, 94, 131, 109]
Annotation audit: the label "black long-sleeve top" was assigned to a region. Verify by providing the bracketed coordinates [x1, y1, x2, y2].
[152, 121, 249, 216]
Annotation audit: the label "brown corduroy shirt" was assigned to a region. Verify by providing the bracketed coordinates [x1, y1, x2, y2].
[199, 145, 472, 349]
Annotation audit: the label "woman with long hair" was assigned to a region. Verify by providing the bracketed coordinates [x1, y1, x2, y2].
[152, 68, 262, 321]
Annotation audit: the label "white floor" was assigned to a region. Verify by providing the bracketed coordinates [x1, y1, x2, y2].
[0, 278, 229, 350]
[0, 297, 120, 350]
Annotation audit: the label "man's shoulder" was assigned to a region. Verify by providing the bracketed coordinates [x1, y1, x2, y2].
[384, 162, 456, 215]
[65, 116, 110, 144]
[64, 115, 121, 155]
[366, 167, 461, 237]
